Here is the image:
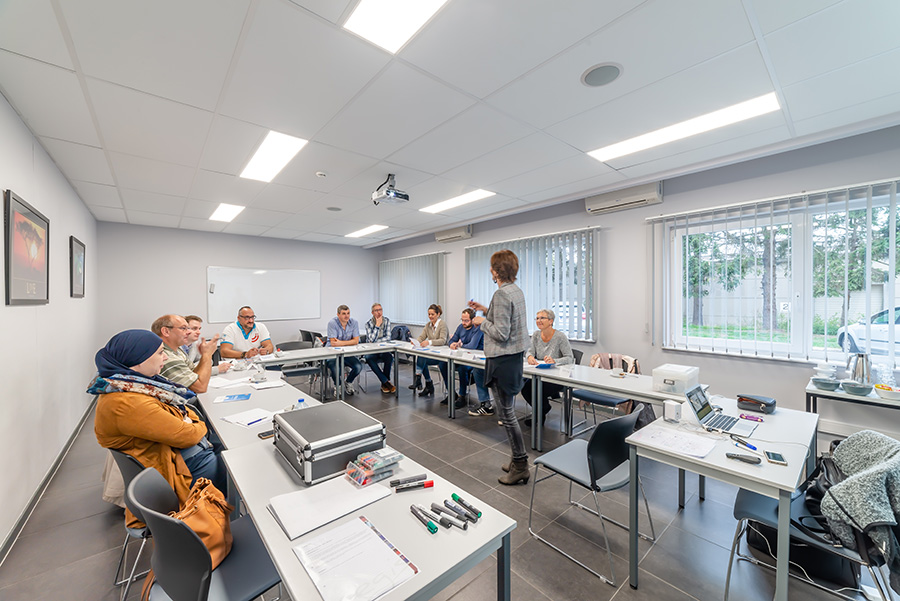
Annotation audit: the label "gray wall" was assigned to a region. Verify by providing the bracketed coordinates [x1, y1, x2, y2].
[96, 223, 381, 345]
[381, 126, 900, 441]
[0, 93, 98, 546]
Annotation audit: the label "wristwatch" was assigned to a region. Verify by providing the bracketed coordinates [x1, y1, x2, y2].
[241, 351, 247, 358]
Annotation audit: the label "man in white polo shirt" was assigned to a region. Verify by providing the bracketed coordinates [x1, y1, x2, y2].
[220, 306, 274, 359]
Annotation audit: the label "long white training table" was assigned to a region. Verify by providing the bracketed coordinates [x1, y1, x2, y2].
[626, 398, 818, 601]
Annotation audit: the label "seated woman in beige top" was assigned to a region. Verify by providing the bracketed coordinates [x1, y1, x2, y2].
[409, 304, 449, 397]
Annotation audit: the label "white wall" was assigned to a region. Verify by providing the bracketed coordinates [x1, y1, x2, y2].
[0, 93, 98, 546]
[96, 223, 380, 345]
[381, 126, 900, 440]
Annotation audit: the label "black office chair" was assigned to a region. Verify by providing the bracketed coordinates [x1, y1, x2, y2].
[298, 330, 314, 343]
[127, 468, 281, 601]
[725, 488, 895, 601]
[570, 352, 638, 436]
[527, 407, 655, 586]
[275, 341, 320, 393]
[110, 450, 151, 601]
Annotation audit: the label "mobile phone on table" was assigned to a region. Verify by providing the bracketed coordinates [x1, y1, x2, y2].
[257, 429, 275, 440]
[764, 450, 787, 465]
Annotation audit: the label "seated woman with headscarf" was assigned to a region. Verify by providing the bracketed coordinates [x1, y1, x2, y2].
[90, 329, 226, 527]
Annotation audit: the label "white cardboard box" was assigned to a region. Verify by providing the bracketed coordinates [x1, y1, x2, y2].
[652, 364, 699, 394]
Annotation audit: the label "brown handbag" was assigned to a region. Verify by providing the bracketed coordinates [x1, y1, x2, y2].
[141, 478, 234, 600]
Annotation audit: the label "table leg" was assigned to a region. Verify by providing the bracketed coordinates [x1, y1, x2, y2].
[564, 388, 572, 437]
[535, 377, 543, 452]
[448, 358, 456, 419]
[319, 362, 326, 401]
[497, 532, 511, 601]
[774, 489, 790, 601]
[678, 469, 685, 508]
[629, 445, 639, 589]
[699, 475, 705, 501]
[338, 354, 345, 401]
[393, 349, 399, 399]
[805, 392, 811, 412]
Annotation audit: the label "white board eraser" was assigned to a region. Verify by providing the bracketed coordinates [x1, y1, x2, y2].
[664, 399, 682, 423]
[209, 284, 215, 293]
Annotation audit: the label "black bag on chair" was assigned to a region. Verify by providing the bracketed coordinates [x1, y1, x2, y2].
[632, 402, 657, 430]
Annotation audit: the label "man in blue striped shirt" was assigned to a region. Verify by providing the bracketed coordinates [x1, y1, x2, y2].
[364, 303, 395, 394]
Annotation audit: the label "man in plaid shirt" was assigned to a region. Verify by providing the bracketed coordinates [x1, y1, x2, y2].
[365, 303, 396, 393]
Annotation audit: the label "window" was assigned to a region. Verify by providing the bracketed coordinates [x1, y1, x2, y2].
[652, 179, 899, 366]
[466, 229, 594, 341]
[379, 253, 444, 326]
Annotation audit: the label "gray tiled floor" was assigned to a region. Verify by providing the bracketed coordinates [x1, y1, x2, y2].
[0, 370, 877, 601]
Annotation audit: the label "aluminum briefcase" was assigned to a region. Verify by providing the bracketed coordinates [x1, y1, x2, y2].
[273, 401, 385, 485]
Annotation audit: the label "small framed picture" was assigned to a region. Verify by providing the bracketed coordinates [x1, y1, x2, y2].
[70, 236, 85, 298]
[5, 190, 50, 305]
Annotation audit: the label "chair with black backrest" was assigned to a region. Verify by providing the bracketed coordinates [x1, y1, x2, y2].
[527, 406, 656, 586]
[127, 467, 281, 601]
[275, 340, 319, 394]
[570, 352, 640, 436]
[110, 450, 151, 601]
[724, 488, 896, 601]
[298, 329, 314, 343]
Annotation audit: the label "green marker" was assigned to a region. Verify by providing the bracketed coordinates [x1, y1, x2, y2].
[410, 505, 438, 534]
[452, 493, 482, 518]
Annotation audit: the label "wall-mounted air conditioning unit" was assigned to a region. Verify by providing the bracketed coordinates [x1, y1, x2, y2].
[584, 182, 662, 215]
[435, 224, 472, 243]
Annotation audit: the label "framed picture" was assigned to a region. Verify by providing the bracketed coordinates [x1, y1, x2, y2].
[4, 190, 50, 305]
[70, 236, 85, 298]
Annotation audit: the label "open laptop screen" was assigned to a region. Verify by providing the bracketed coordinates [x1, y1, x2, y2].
[685, 385, 713, 422]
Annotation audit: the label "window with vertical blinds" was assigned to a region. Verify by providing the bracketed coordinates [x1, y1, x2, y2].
[650, 179, 899, 366]
[466, 229, 594, 341]
[378, 253, 444, 326]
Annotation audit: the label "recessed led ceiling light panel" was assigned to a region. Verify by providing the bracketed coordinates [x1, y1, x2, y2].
[420, 189, 495, 214]
[588, 92, 780, 163]
[240, 130, 308, 182]
[209, 203, 245, 222]
[346, 224, 388, 238]
[344, 0, 449, 54]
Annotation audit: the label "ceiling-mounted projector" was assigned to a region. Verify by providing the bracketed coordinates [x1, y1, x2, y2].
[372, 173, 409, 205]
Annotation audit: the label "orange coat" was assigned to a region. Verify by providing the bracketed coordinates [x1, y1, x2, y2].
[95, 391, 207, 527]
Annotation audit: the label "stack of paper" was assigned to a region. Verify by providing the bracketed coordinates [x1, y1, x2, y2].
[220, 407, 274, 428]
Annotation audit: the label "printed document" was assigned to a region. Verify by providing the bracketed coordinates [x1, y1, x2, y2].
[628, 423, 716, 458]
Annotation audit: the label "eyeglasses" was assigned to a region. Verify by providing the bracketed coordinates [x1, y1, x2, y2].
[238, 315, 256, 320]
[165, 325, 191, 331]
[535, 316, 549, 321]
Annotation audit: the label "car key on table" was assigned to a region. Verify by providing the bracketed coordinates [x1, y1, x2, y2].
[726, 452, 761, 464]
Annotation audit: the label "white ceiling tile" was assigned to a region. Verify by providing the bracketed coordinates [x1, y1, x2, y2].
[73, 181, 122, 208]
[294, 231, 343, 243]
[401, 177, 495, 212]
[274, 142, 379, 192]
[387, 104, 535, 174]
[251, 184, 325, 213]
[120, 189, 187, 215]
[442, 132, 581, 188]
[58, 0, 248, 110]
[0, 52, 99, 146]
[179, 216, 228, 232]
[182, 199, 220, 220]
[87, 78, 213, 167]
[231, 207, 291, 227]
[764, 0, 900, 86]
[109, 152, 195, 196]
[401, 0, 644, 98]
[127, 210, 181, 228]
[330, 163, 434, 201]
[40, 137, 113, 185]
[0, 1, 73, 68]
[199, 116, 268, 175]
[88, 205, 127, 222]
[792, 92, 900, 138]
[546, 43, 774, 152]
[750, 0, 842, 34]
[189, 169, 266, 204]
[285, 0, 354, 24]
[315, 220, 363, 236]
[220, 0, 390, 138]
[222, 223, 270, 236]
[261, 228, 303, 239]
[275, 212, 331, 231]
[490, 155, 615, 199]
[520, 171, 629, 204]
[487, 0, 754, 130]
[447, 197, 524, 221]
[781, 47, 900, 122]
[315, 61, 475, 159]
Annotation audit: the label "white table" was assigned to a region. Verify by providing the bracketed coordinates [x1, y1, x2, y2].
[222, 443, 516, 601]
[626, 399, 818, 601]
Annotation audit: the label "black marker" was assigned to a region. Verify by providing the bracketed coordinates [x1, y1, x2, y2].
[410, 505, 437, 534]
[415, 505, 451, 529]
[444, 499, 473, 522]
[452, 493, 482, 518]
[390, 473, 427, 488]
[431, 503, 468, 530]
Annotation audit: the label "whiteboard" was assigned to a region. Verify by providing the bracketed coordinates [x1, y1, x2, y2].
[207, 266, 320, 323]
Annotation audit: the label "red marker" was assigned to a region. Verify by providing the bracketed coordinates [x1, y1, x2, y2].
[395, 480, 434, 492]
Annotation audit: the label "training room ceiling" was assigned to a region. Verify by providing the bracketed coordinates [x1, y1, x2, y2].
[1, 0, 899, 247]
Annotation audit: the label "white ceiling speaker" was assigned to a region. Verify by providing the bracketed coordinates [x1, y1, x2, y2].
[584, 182, 662, 215]
[434, 224, 472, 243]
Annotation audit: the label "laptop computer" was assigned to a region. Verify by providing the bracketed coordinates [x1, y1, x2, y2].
[684, 384, 757, 437]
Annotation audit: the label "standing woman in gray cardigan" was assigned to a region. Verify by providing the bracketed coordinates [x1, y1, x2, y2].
[469, 250, 530, 485]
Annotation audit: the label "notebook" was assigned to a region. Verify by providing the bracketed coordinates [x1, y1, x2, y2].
[684, 385, 757, 437]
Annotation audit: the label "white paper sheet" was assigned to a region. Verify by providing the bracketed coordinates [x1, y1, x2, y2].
[293, 516, 416, 601]
[628, 424, 717, 458]
[220, 407, 274, 428]
[250, 379, 285, 390]
[268, 476, 390, 540]
[208, 375, 251, 389]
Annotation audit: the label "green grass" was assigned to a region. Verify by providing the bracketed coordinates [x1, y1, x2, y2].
[682, 325, 841, 349]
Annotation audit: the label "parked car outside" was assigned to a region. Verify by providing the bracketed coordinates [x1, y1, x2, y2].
[837, 307, 900, 354]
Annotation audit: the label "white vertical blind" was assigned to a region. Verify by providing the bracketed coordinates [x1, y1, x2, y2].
[465, 229, 594, 340]
[378, 253, 444, 325]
